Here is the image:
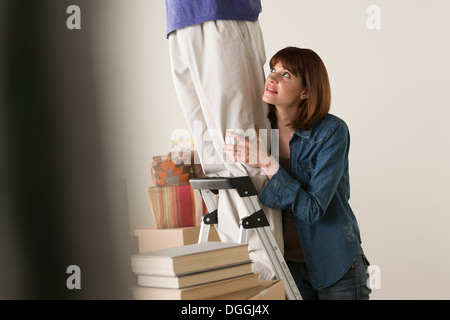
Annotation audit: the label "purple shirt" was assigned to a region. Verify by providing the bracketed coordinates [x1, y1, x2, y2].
[165, 0, 262, 37]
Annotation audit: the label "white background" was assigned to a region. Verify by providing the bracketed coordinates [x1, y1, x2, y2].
[92, 0, 450, 299]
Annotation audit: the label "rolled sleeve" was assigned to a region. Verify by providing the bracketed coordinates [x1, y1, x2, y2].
[258, 167, 298, 209]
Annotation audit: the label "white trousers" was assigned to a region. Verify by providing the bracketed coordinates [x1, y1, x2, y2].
[168, 20, 283, 280]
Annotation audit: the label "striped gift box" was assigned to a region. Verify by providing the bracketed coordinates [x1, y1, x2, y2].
[147, 184, 206, 229]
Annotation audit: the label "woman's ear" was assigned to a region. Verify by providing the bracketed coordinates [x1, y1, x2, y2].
[300, 90, 308, 100]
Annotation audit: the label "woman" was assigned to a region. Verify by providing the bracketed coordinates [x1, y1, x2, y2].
[224, 46, 371, 299]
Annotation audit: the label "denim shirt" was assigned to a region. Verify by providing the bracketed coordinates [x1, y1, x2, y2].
[258, 113, 362, 290]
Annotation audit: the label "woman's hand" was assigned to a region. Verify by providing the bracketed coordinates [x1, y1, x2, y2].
[223, 126, 280, 177]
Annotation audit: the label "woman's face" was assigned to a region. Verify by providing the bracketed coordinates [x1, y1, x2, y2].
[262, 61, 307, 110]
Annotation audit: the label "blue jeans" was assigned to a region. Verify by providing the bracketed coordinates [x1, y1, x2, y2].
[287, 247, 371, 300]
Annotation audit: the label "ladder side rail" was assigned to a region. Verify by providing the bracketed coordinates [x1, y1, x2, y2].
[197, 189, 219, 243]
[191, 177, 302, 300]
[255, 226, 302, 300]
[241, 195, 302, 300]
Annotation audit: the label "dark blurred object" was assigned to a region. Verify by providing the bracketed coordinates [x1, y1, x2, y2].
[0, 1, 131, 299]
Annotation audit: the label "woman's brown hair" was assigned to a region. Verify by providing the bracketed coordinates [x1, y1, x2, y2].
[267, 47, 331, 130]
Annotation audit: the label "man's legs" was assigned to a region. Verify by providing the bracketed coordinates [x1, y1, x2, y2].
[168, 20, 283, 280]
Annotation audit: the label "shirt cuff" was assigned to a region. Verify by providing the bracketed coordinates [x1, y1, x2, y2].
[258, 166, 292, 208]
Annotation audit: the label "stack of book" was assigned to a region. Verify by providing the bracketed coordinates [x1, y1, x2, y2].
[130, 241, 275, 300]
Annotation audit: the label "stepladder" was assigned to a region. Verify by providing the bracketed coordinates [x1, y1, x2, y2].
[189, 176, 302, 300]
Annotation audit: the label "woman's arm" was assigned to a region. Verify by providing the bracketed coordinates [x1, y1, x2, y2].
[223, 126, 280, 178]
[259, 121, 350, 225]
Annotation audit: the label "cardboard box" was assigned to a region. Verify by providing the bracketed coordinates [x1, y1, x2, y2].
[134, 226, 220, 253]
[209, 280, 285, 300]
